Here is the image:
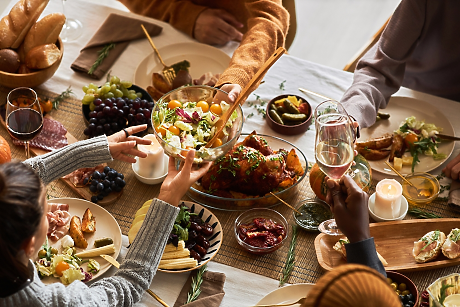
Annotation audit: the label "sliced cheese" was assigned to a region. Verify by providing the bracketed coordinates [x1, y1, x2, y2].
[131, 214, 146, 229]
[135, 206, 150, 218]
[159, 258, 197, 270]
[75, 244, 115, 258]
[161, 248, 190, 260]
[164, 241, 185, 253]
[128, 220, 143, 244]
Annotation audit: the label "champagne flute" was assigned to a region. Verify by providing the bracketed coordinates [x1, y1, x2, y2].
[6, 88, 44, 159]
[61, 0, 83, 42]
[314, 100, 355, 235]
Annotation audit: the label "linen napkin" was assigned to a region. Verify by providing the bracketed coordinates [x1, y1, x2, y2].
[71, 13, 162, 79]
[448, 179, 460, 207]
[173, 271, 226, 307]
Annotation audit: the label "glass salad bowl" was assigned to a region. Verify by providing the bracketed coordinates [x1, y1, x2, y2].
[152, 85, 244, 162]
[187, 133, 308, 211]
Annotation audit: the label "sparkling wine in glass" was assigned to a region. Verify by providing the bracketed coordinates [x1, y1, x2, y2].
[314, 100, 355, 235]
[6, 88, 44, 159]
[61, 0, 83, 42]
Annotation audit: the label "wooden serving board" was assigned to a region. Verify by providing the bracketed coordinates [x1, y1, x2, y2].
[315, 218, 460, 273]
[0, 113, 121, 205]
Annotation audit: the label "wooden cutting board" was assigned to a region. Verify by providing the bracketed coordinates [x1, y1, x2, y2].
[315, 218, 460, 272]
[0, 113, 121, 205]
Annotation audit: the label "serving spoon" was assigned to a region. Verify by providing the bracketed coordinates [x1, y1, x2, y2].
[384, 161, 431, 198]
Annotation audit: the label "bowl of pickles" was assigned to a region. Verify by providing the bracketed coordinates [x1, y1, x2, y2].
[265, 94, 312, 135]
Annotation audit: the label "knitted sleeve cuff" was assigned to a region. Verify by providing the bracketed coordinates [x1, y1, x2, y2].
[345, 238, 387, 277]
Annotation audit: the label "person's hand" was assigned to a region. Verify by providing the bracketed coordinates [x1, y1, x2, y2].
[194, 8, 243, 45]
[158, 150, 211, 206]
[107, 125, 152, 163]
[219, 83, 242, 104]
[325, 175, 370, 243]
[443, 153, 460, 180]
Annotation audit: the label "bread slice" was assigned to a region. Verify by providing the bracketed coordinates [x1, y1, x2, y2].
[25, 43, 60, 69]
[333, 237, 389, 266]
[442, 228, 460, 259]
[413, 230, 446, 263]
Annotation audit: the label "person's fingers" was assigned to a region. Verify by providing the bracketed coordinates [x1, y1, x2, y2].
[190, 162, 212, 181]
[110, 141, 136, 153]
[125, 124, 148, 136]
[443, 154, 460, 178]
[451, 164, 460, 181]
[216, 18, 243, 41]
[180, 150, 195, 175]
[121, 148, 148, 158]
[127, 135, 152, 145]
[341, 175, 361, 194]
[228, 86, 241, 103]
[218, 9, 244, 28]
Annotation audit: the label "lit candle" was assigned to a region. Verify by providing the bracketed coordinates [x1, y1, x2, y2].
[137, 134, 166, 178]
[374, 179, 402, 219]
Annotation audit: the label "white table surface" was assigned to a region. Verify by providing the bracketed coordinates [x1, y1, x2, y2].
[2, 0, 460, 306]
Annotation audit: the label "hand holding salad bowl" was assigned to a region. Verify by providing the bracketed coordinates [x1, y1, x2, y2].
[152, 85, 244, 163]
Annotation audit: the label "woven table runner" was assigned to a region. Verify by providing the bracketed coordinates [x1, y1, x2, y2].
[1, 85, 459, 292]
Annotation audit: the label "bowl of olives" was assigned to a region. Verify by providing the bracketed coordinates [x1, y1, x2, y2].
[266, 94, 312, 135]
[386, 271, 419, 307]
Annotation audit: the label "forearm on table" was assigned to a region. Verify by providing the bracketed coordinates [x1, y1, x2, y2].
[118, 0, 206, 37]
[112, 199, 179, 297]
[345, 238, 386, 277]
[23, 135, 112, 185]
[216, 0, 289, 89]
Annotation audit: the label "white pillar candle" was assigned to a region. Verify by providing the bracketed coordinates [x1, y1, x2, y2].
[137, 134, 166, 178]
[374, 179, 402, 219]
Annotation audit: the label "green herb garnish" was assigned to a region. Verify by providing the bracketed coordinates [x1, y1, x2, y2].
[186, 264, 207, 303]
[450, 229, 460, 242]
[88, 43, 116, 75]
[52, 86, 73, 109]
[408, 207, 441, 219]
[420, 230, 440, 252]
[439, 283, 454, 305]
[279, 225, 298, 286]
[279, 80, 286, 91]
[171, 60, 190, 74]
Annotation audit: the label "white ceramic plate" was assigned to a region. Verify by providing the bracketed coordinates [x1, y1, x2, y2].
[133, 42, 231, 89]
[359, 96, 455, 175]
[159, 200, 222, 273]
[256, 283, 315, 306]
[41, 198, 122, 284]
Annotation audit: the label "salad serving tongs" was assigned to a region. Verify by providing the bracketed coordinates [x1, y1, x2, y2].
[141, 24, 176, 85]
[100, 254, 170, 307]
[206, 47, 286, 148]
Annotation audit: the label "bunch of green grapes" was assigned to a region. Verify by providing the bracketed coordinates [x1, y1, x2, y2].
[81, 76, 140, 110]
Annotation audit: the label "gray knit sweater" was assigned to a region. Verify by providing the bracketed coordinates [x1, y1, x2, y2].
[341, 0, 460, 128]
[0, 136, 179, 307]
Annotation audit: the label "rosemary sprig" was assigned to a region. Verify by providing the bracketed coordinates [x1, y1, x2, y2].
[279, 80, 286, 91]
[186, 264, 207, 303]
[52, 86, 73, 109]
[439, 283, 454, 305]
[88, 43, 116, 75]
[279, 225, 298, 286]
[408, 207, 441, 219]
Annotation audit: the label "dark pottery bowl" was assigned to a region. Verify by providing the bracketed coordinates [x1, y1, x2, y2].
[386, 271, 419, 307]
[265, 94, 312, 135]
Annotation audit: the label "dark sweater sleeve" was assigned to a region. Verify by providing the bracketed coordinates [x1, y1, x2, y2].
[340, 0, 427, 128]
[345, 238, 386, 277]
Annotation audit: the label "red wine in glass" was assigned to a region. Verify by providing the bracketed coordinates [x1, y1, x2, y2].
[7, 108, 43, 141]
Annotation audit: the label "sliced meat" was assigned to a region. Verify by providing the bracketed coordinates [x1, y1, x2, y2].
[48, 203, 69, 212]
[413, 240, 437, 256]
[12, 117, 68, 151]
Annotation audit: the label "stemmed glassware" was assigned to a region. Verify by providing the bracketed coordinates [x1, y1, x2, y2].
[61, 0, 83, 42]
[6, 88, 44, 159]
[314, 100, 355, 235]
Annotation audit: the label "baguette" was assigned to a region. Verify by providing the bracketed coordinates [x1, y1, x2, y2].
[69, 216, 88, 249]
[0, 0, 50, 49]
[442, 228, 460, 259]
[412, 230, 446, 263]
[81, 208, 96, 233]
[22, 13, 65, 56]
[25, 43, 60, 69]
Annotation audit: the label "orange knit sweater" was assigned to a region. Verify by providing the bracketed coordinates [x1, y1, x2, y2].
[119, 0, 289, 89]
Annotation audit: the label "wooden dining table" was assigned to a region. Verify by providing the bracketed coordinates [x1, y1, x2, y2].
[2, 0, 460, 306]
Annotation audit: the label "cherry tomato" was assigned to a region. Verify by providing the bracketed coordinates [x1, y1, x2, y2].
[155, 125, 167, 137]
[168, 125, 180, 136]
[55, 261, 70, 277]
[167, 100, 182, 110]
[210, 103, 222, 116]
[196, 101, 209, 112]
[40, 99, 53, 113]
[404, 133, 418, 148]
[211, 138, 223, 148]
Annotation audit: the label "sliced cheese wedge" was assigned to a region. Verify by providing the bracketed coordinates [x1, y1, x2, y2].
[75, 244, 115, 258]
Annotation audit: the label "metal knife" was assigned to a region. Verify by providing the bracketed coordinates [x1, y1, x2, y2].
[437, 134, 460, 141]
[100, 254, 170, 307]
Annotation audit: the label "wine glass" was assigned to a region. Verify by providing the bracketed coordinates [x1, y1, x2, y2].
[61, 0, 83, 42]
[314, 100, 355, 235]
[6, 88, 44, 159]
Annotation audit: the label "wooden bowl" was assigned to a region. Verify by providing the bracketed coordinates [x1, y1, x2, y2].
[0, 37, 64, 88]
[265, 94, 312, 135]
[386, 271, 419, 307]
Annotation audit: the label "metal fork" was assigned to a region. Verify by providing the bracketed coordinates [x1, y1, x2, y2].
[141, 24, 176, 85]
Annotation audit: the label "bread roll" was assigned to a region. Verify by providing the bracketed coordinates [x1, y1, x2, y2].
[412, 230, 446, 263]
[25, 43, 60, 69]
[0, 0, 50, 49]
[17, 63, 32, 74]
[442, 228, 460, 259]
[0, 49, 20, 73]
[22, 13, 65, 56]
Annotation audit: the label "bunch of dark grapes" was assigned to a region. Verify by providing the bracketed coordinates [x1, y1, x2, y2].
[84, 166, 126, 203]
[83, 97, 154, 138]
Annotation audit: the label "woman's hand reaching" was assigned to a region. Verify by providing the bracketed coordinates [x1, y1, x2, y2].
[107, 125, 152, 163]
[326, 175, 370, 243]
[158, 150, 211, 206]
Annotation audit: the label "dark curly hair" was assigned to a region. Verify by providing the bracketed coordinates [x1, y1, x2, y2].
[0, 162, 43, 295]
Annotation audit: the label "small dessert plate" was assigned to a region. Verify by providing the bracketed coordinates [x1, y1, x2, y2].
[368, 192, 408, 222]
[132, 156, 168, 185]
